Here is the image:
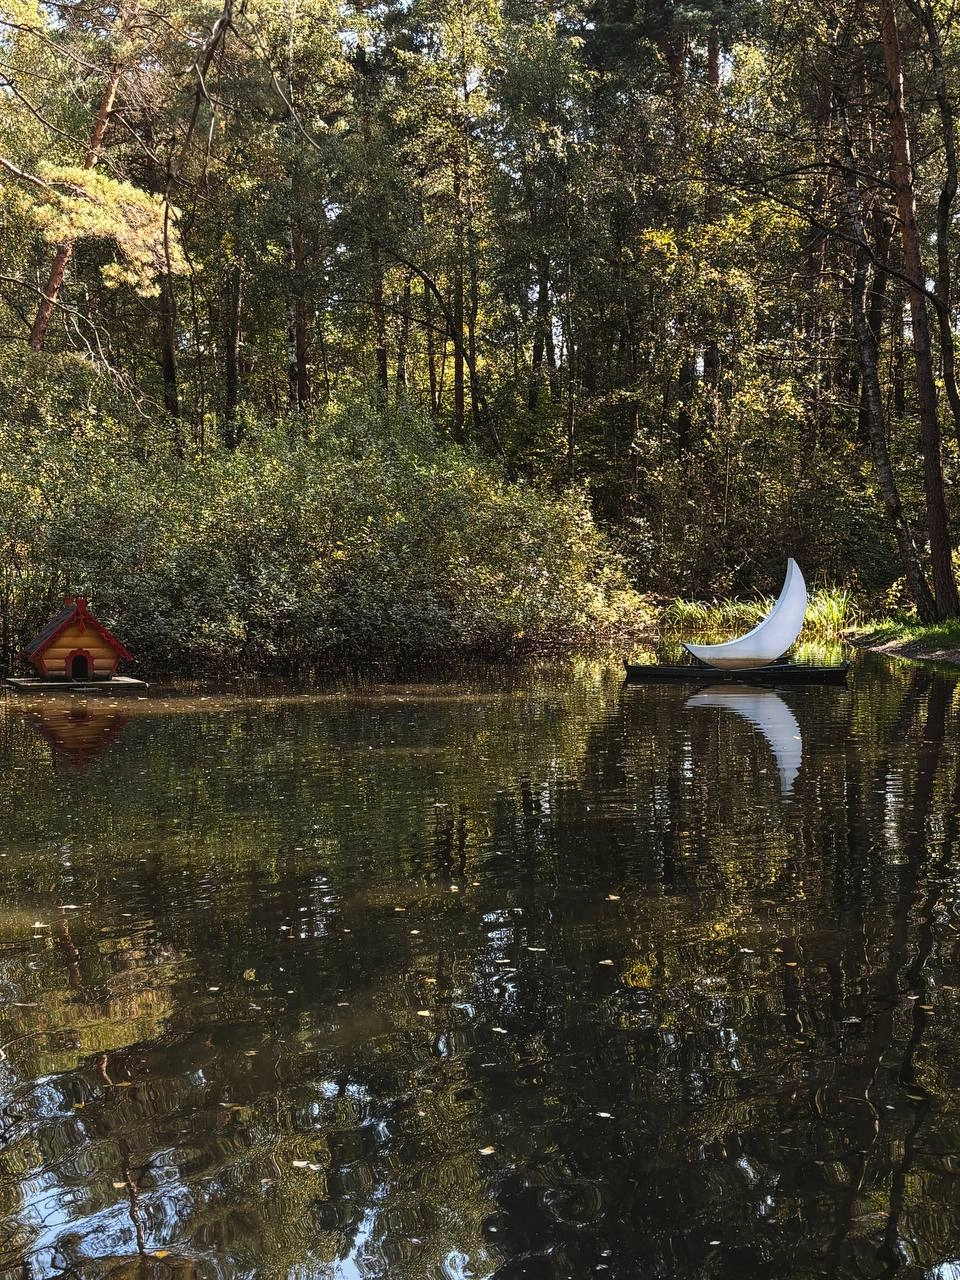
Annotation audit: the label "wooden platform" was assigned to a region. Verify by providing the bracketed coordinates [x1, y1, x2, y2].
[623, 661, 851, 685]
[4, 676, 149, 695]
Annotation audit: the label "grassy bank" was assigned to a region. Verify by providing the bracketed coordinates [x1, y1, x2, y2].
[0, 401, 646, 675]
[850, 616, 960, 665]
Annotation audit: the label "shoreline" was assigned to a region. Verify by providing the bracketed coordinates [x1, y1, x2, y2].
[848, 627, 960, 668]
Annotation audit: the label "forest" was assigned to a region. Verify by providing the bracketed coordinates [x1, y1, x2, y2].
[1, 0, 959, 669]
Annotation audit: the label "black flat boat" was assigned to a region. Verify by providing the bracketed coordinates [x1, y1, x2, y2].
[623, 660, 851, 685]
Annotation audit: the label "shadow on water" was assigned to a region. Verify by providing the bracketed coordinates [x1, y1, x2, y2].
[1, 656, 960, 1277]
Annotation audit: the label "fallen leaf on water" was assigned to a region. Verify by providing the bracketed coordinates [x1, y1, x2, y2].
[243, 969, 256, 981]
[417, 1010, 431, 1017]
[492, 1027, 507, 1034]
[153, 1251, 170, 1259]
[112, 1181, 126, 1189]
[423, 977, 437, 984]
[410, 930, 421, 935]
[598, 960, 614, 966]
[596, 1111, 613, 1118]
[606, 895, 621, 901]
[478, 1146, 495, 1155]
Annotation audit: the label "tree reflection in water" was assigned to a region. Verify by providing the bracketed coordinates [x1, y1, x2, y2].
[0, 659, 959, 1278]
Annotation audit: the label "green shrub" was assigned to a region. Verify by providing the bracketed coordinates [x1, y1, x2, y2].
[0, 396, 640, 673]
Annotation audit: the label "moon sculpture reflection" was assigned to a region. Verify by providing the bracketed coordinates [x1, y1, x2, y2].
[686, 685, 803, 795]
[684, 559, 807, 669]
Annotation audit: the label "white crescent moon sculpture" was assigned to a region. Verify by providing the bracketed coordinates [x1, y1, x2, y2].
[684, 559, 807, 669]
[685, 686, 802, 795]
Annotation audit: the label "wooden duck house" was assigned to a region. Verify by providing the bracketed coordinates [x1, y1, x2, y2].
[23, 596, 132, 681]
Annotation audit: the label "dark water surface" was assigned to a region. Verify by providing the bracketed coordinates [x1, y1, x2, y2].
[3, 657, 960, 1279]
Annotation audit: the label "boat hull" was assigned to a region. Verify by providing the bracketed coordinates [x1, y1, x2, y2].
[623, 661, 850, 685]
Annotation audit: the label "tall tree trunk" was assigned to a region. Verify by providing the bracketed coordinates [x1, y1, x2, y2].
[529, 254, 550, 411]
[395, 271, 412, 393]
[462, 132, 483, 429]
[564, 204, 577, 479]
[676, 354, 694, 454]
[839, 106, 936, 621]
[703, 31, 720, 425]
[29, 2, 138, 350]
[546, 308, 559, 401]
[424, 278, 439, 417]
[904, 0, 960, 443]
[156, 193, 180, 418]
[285, 243, 300, 412]
[371, 240, 388, 396]
[858, 209, 891, 442]
[294, 229, 309, 410]
[316, 315, 332, 403]
[879, 0, 959, 617]
[224, 262, 242, 446]
[452, 160, 466, 441]
[285, 217, 310, 412]
[707, 26, 720, 89]
[158, 276, 179, 417]
[284, 21, 309, 416]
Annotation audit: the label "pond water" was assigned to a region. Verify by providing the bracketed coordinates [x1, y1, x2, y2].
[2, 656, 960, 1279]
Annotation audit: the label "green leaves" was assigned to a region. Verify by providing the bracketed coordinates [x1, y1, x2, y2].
[33, 167, 187, 295]
[0, 399, 634, 672]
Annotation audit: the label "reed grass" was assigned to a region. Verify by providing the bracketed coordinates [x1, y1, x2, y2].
[660, 586, 859, 642]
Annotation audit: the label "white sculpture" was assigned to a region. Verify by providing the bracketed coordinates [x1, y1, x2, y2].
[684, 559, 807, 669]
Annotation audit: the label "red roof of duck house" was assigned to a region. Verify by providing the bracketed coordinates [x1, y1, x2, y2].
[23, 597, 132, 663]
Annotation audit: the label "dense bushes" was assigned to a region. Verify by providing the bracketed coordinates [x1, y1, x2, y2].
[0, 388, 640, 674]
